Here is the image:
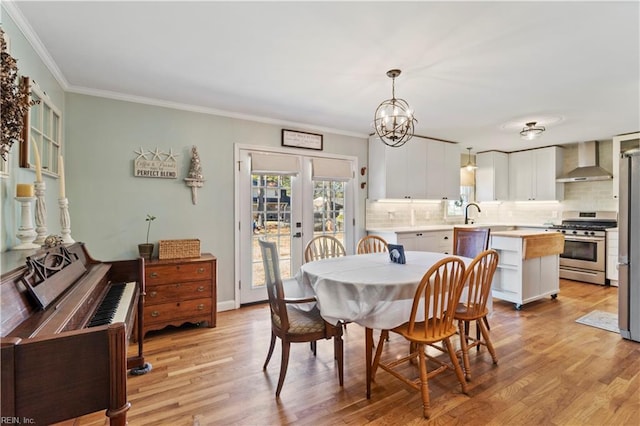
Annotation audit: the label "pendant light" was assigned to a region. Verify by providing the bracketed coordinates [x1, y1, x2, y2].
[464, 147, 477, 171]
[373, 69, 417, 148]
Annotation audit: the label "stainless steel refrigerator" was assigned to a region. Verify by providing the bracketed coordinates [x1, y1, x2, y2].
[618, 148, 640, 342]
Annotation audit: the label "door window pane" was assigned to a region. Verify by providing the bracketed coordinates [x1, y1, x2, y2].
[252, 174, 292, 287]
[313, 180, 345, 246]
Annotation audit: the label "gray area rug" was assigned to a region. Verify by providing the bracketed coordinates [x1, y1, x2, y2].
[575, 310, 619, 333]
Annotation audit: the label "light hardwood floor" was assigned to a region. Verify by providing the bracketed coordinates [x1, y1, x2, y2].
[76, 279, 639, 425]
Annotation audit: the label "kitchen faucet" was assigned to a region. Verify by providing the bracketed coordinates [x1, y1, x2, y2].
[464, 202, 481, 225]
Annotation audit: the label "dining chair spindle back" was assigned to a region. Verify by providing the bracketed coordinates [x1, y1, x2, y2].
[455, 249, 499, 380]
[371, 256, 468, 418]
[356, 235, 388, 254]
[304, 235, 346, 263]
[453, 226, 492, 344]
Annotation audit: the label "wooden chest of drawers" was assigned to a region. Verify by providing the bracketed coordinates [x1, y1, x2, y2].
[143, 253, 216, 337]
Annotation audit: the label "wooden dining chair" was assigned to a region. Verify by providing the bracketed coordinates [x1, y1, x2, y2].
[304, 235, 346, 263]
[371, 257, 468, 419]
[455, 249, 499, 381]
[453, 227, 490, 259]
[356, 235, 388, 254]
[258, 239, 344, 397]
[453, 226, 491, 344]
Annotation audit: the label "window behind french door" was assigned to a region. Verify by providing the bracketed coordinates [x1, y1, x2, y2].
[236, 147, 356, 305]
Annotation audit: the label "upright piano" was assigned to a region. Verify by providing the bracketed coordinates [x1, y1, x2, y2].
[1, 242, 149, 426]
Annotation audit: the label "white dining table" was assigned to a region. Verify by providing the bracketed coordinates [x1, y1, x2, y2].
[294, 250, 476, 398]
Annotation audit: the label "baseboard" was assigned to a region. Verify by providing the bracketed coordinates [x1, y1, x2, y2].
[217, 300, 236, 312]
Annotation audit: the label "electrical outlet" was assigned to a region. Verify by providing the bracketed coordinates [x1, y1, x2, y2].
[551, 211, 558, 218]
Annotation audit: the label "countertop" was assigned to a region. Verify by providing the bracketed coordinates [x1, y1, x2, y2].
[491, 229, 554, 237]
[490, 230, 564, 259]
[368, 225, 454, 233]
[367, 223, 551, 233]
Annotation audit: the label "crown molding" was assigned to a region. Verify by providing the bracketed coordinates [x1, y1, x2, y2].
[3, 1, 367, 140]
[3, 0, 70, 90]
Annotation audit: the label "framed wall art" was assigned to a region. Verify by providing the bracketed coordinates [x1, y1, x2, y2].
[281, 129, 323, 151]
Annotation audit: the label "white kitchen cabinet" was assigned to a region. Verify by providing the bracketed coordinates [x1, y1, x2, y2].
[368, 136, 459, 200]
[476, 151, 509, 201]
[368, 136, 427, 199]
[489, 231, 563, 309]
[371, 229, 453, 254]
[425, 141, 460, 200]
[607, 229, 619, 285]
[508, 146, 564, 201]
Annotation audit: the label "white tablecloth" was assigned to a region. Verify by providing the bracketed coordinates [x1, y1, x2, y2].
[295, 251, 478, 330]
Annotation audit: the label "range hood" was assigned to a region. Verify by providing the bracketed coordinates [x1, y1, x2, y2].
[556, 141, 613, 182]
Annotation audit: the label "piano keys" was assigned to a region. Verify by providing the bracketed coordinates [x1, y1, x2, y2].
[88, 281, 137, 328]
[1, 242, 149, 426]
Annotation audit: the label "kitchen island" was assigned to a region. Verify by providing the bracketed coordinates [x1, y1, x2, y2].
[489, 230, 565, 309]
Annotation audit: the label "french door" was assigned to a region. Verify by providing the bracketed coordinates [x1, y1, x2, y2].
[235, 146, 356, 305]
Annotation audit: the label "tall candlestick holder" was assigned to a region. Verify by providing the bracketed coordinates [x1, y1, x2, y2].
[59, 197, 75, 244]
[14, 196, 40, 250]
[33, 181, 48, 245]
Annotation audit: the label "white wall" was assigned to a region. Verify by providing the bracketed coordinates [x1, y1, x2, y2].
[1, 10, 369, 308]
[1, 11, 66, 250]
[64, 94, 367, 303]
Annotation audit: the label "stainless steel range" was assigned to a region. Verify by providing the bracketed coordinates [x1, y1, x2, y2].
[548, 211, 617, 285]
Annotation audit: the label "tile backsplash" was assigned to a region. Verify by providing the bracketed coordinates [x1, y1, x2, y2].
[366, 200, 448, 228]
[366, 194, 617, 228]
[366, 199, 569, 228]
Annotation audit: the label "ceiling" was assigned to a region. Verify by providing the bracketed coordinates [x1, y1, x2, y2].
[4, 1, 639, 154]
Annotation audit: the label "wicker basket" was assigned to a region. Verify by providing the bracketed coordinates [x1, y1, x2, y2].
[158, 239, 201, 260]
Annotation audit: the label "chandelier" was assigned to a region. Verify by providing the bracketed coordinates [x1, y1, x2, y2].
[373, 69, 417, 148]
[520, 121, 545, 140]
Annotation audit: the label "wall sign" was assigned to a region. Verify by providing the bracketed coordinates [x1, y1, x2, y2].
[134, 147, 179, 179]
[281, 129, 323, 150]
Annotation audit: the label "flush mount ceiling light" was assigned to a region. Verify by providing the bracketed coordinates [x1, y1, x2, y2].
[463, 147, 477, 171]
[520, 121, 546, 140]
[373, 69, 417, 148]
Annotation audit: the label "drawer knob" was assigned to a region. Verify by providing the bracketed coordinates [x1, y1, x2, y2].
[197, 304, 204, 311]
[175, 283, 181, 288]
[150, 272, 158, 278]
[149, 291, 157, 298]
[151, 311, 160, 317]
[197, 286, 205, 292]
[197, 267, 205, 274]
